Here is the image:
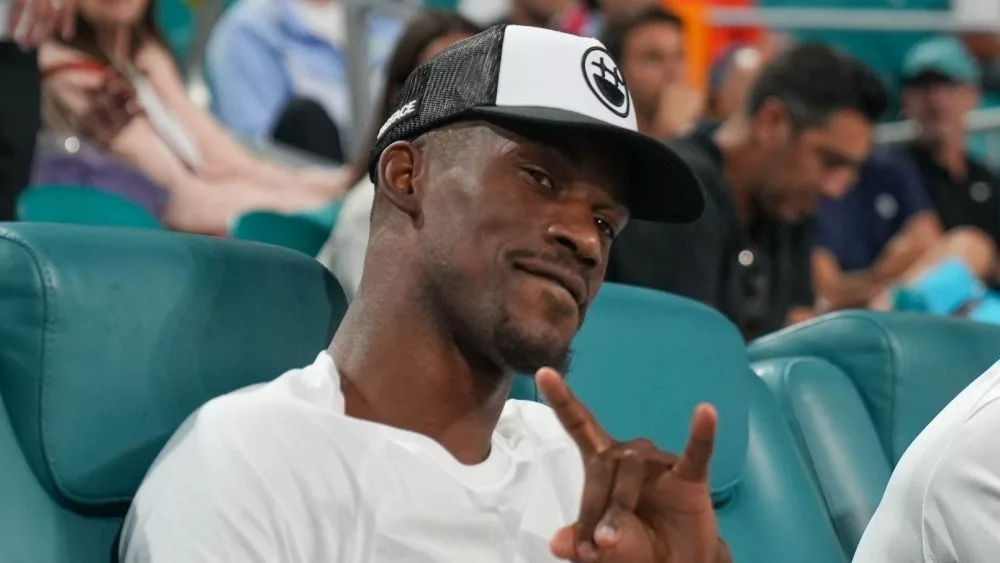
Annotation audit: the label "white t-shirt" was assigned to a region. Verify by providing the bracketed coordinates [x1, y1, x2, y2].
[853, 360, 1000, 562]
[120, 352, 585, 562]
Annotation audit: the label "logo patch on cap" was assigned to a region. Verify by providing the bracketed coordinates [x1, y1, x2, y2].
[377, 99, 419, 139]
[581, 46, 629, 118]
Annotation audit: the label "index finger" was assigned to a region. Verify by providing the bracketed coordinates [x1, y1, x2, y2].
[535, 367, 613, 456]
[672, 403, 717, 483]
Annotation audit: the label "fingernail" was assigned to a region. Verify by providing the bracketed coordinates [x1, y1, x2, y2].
[596, 523, 620, 544]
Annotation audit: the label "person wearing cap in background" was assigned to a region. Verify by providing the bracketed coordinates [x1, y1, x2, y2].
[119, 25, 732, 563]
[897, 36, 1000, 283]
[607, 43, 888, 340]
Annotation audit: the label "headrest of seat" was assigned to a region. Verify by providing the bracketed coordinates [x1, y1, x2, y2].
[749, 311, 1000, 463]
[0, 224, 345, 510]
[568, 283, 750, 497]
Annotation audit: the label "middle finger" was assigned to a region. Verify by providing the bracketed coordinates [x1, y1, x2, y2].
[574, 452, 618, 561]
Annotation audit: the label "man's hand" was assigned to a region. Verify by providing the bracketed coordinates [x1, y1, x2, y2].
[9, 0, 77, 50]
[536, 368, 730, 563]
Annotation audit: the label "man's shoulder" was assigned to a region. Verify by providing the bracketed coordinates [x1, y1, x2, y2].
[159, 354, 347, 459]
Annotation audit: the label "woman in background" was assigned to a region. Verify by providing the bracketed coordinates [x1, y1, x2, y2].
[316, 11, 480, 301]
[39, 0, 348, 234]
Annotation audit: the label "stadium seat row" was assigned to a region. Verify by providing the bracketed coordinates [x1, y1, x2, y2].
[0, 222, 998, 563]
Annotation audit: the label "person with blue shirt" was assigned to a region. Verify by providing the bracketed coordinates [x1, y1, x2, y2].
[813, 148, 999, 314]
[813, 151, 942, 311]
[206, 0, 402, 163]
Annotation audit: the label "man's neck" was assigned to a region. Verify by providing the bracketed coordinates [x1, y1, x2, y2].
[712, 118, 755, 226]
[330, 277, 513, 466]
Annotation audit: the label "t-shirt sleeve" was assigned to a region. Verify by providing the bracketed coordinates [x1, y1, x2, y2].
[119, 399, 298, 563]
[921, 398, 1000, 563]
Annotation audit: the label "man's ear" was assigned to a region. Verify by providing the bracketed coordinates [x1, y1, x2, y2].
[376, 140, 425, 219]
[750, 97, 792, 143]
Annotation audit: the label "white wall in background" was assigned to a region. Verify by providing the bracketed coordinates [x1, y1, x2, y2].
[953, 0, 1000, 25]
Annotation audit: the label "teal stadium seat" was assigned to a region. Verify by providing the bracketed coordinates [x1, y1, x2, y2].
[749, 311, 1000, 556]
[559, 284, 847, 563]
[0, 223, 347, 563]
[17, 186, 162, 229]
[229, 200, 343, 257]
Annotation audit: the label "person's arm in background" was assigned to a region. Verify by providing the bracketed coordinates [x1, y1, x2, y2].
[140, 41, 348, 200]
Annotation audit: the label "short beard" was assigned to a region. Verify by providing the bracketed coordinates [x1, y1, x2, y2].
[494, 306, 574, 377]
[424, 264, 574, 379]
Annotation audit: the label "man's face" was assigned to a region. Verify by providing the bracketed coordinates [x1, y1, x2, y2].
[902, 76, 979, 148]
[405, 122, 627, 375]
[752, 102, 873, 221]
[620, 21, 685, 122]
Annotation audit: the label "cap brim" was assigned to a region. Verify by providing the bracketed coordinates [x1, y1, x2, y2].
[468, 106, 705, 224]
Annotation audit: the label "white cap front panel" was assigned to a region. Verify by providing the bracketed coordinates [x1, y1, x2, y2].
[494, 25, 639, 132]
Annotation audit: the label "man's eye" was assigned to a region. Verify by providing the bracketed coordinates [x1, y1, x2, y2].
[595, 216, 616, 239]
[525, 168, 555, 192]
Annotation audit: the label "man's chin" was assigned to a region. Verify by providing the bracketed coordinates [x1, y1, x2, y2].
[495, 324, 573, 376]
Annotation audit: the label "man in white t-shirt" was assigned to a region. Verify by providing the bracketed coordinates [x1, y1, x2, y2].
[120, 25, 731, 563]
[853, 360, 1000, 562]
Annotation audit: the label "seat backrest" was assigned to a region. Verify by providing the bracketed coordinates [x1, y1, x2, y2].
[0, 223, 347, 563]
[18, 185, 162, 229]
[753, 356, 891, 557]
[566, 284, 845, 563]
[749, 311, 1000, 556]
[750, 311, 1000, 463]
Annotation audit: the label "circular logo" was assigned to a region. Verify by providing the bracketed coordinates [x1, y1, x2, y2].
[581, 46, 630, 118]
[970, 181, 993, 203]
[874, 193, 899, 220]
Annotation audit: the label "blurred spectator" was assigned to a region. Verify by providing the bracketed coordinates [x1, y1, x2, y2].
[899, 36, 1000, 272]
[813, 151, 942, 311]
[607, 44, 887, 339]
[706, 44, 763, 122]
[1, 0, 76, 221]
[39, 0, 349, 234]
[206, 0, 403, 161]
[541, 0, 657, 38]
[601, 6, 700, 138]
[317, 11, 481, 300]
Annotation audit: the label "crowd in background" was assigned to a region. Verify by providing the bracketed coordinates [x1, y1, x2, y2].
[4, 0, 1000, 341]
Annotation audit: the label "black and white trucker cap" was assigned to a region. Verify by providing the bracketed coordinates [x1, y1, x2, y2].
[368, 24, 705, 224]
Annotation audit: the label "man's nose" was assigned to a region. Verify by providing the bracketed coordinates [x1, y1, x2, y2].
[546, 204, 601, 269]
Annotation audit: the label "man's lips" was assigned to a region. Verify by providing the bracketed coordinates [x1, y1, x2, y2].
[513, 260, 587, 308]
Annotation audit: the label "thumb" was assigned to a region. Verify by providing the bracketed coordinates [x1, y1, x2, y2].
[549, 526, 576, 560]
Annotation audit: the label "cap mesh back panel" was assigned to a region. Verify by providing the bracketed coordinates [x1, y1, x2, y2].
[368, 25, 507, 179]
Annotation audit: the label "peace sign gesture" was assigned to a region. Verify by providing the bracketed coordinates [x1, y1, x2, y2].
[536, 368, 732, 563]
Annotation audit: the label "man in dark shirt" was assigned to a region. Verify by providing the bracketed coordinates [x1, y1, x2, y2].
[900, 36, 1000, 257]
[607, 44, 888, 339]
